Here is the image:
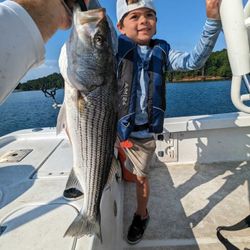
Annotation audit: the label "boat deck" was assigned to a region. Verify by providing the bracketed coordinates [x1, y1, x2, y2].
[0, 127, 250, 249]
[123, 160, 250, 250]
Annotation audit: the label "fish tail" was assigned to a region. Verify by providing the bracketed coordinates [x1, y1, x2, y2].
[64, 214, 102, 240]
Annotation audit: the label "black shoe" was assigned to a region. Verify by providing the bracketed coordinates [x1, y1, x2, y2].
[63, 188, 84, 201]
[127, 212, 150, 245]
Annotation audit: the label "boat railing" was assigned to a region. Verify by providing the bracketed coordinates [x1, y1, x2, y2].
[220, 0, 250, 113]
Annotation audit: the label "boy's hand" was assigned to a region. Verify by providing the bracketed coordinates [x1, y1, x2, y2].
[206, 0, 221, 20]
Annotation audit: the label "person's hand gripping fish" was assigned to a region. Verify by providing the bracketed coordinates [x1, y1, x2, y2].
[0, 0, 90, 104]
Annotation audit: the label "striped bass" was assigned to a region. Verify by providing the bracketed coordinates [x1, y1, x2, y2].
[57, 4, 117, 239]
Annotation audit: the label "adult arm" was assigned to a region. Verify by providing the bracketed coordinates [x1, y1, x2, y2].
[0, 0, 73, 104]
[14, 0, 72, 42]
[0, 1, 45, 104]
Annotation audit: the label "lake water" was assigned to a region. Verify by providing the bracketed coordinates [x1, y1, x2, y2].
[0, 80, 248, 137]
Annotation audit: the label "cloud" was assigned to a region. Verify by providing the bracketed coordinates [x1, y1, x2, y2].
[21, 59, 60, 82]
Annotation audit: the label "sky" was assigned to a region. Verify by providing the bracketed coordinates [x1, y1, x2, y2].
[1, 0, 246, 82]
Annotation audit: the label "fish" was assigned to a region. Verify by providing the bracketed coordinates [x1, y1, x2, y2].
[57, 3, 117, 239]
[73, 0, 118, 54]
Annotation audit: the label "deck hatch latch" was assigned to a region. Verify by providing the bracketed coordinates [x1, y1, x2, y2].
[0, 149, 33, 163]
[156, 132, 178, 162]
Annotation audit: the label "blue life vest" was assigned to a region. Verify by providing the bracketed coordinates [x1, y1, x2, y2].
[117, 35, 170, 141]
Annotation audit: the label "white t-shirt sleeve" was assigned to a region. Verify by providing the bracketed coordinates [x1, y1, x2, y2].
[0, 0, 45, 104]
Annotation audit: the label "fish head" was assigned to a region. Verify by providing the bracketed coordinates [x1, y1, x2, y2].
[74, 8, 110, 55]
[60, 6, 116, 95]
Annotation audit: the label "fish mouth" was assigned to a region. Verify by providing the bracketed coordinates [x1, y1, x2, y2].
[81, 8, 106, 14]
[75, 7, 106, 25]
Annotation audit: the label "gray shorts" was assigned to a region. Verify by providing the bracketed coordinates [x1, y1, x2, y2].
[124, 137, 156, 177]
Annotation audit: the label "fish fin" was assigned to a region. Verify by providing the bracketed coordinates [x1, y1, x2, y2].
[64, 214, 102, 240]
[56, 103, 67, 135]
[65, 168, 83, 192]
[77, 91, 86, 113]
[105, 157, 121, 188]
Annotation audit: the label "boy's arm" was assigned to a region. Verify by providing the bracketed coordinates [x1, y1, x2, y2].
[167, 19, 222, 72]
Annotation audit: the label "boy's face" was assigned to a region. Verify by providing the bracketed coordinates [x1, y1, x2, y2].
[117, 8, 157, 45]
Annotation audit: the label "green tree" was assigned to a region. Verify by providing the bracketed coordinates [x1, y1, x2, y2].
[166, 49, 232, 82]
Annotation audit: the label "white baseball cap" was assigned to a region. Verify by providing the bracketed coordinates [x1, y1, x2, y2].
[116, 0, 156, 23]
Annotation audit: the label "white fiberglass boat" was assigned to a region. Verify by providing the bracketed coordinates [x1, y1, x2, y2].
[1, 0, 250, 249]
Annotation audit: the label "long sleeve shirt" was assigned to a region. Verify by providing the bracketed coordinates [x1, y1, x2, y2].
[168, 19, 222, 71]
[130, 19, 222, 139]
[0, 0, 45, 104]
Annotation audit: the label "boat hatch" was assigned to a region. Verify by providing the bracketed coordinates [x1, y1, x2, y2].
[31, 140, 72, 179]
[0, 203, 92, 250]
[0, 149, 33, 163]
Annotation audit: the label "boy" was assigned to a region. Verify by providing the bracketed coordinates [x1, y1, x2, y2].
[116, 0, 221, 245]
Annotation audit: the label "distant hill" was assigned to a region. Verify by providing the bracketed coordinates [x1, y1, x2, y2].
[16, 73, 64, 91]
[166, 49, 231, 82]
[16, 49, 231, 91]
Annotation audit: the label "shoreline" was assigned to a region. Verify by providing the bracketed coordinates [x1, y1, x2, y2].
[171, 76, 230, 83]
[14, 77, 231, 92]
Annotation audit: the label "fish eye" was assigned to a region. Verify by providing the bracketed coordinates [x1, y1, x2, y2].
[95, 35, 104, 46]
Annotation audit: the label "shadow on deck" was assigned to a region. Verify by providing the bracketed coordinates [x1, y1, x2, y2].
[123, 160, 250, 250]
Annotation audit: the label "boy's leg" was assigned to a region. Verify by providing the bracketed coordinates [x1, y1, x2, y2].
[136, 175, 149, 218]
[127, 174, 151, 245]
[123, 137, 155, 245]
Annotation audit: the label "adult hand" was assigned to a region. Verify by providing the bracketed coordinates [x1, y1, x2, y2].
[206, 0, 221, 20]
[14, 0, 87, 42]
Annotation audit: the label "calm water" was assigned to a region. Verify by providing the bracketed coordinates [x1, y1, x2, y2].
[0, 80, 248, 137]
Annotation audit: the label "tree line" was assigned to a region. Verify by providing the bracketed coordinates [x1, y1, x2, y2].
[166, 48, 231, 82]
[16, 49, 231, 91]
[16, 73, 64, 91]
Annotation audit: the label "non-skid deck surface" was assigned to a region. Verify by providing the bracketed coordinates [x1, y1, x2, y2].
[123, 161, 250, 249]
